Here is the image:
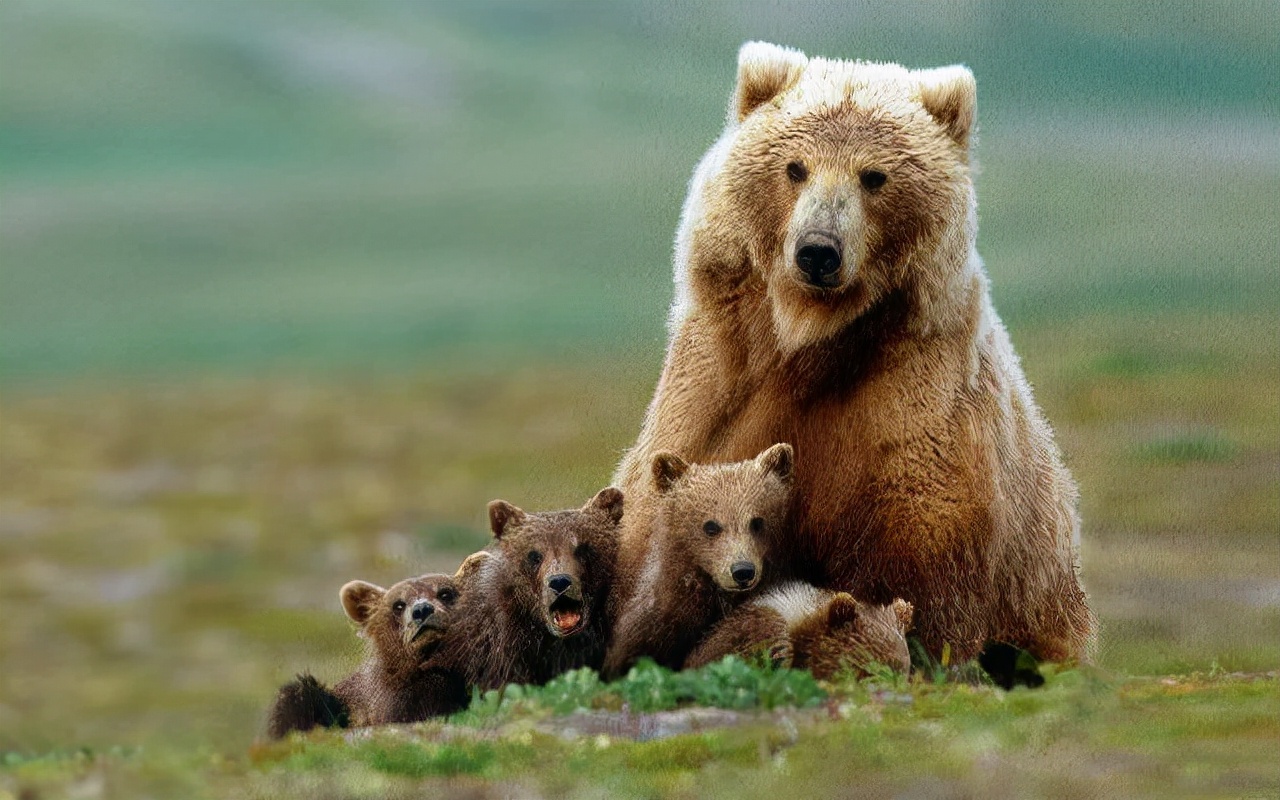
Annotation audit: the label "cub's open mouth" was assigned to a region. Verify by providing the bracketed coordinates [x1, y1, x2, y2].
[547, 596, 586, 636]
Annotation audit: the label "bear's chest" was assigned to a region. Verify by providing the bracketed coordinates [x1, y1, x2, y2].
[715, 359, 941, 474]
[710, 361, 990, 567]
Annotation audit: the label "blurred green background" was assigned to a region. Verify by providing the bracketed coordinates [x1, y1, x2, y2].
[1, 0, 1277, 781]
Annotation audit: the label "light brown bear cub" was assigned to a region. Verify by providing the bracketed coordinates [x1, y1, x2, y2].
[452, 487, 623, 689]
[602, 444, 793, 679]
[686, 581, 914, 679]
[267, 573, 466, 738]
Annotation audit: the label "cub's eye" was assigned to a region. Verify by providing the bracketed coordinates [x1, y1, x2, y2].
[860, 170, 887, 191]
[392, 601, 406, 614]
[574, 543, 593, 561]
[786, 161, 808, 183]
[527, 550, 543, 568]
[702, 520, 722, 537]
[749, 517, 766, 534]
[437, 588, 456, 604]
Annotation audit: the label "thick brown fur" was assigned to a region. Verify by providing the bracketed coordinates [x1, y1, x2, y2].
[265, 673, 348, 740]
[450, 488, 623, 689]
[615, 42, 1095, 663]
[602, 444, 793, 679]
[686, 582, 913, 679]
[265, 573, 467, 738]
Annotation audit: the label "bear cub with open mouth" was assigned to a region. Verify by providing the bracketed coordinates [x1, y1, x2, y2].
[454, 487, 623, 689]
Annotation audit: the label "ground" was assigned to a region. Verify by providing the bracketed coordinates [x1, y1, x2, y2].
[5, 666, 1278, 798]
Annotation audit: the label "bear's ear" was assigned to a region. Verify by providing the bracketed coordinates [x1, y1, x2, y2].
[454, 551, 490, 583]
[585, 486, 625, 524]
[340, 580, 385, 626]
[916, 65, 976, 148]
[652, 452, 690, 493]
[827, 592, 861, 628]
[487, 500, 526, 540]
[732, 41, 807, 123]
[891, 598, 915, 633]
[755, 442, 794, 482]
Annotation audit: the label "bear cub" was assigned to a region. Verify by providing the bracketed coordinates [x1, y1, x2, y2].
[266, 572, 466, 738]
[453, 487, 623, 689]
[602, 443, 793, 679]
[685, 581, 914, 679]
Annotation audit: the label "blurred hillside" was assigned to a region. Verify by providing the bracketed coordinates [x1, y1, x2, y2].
[3, 0, 1277, 379]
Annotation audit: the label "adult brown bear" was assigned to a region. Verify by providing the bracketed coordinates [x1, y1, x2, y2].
[613, 42, 1095, 663]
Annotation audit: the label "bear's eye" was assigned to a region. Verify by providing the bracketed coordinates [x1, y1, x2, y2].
[749, 517, 766, 534]
[702, 520, 722, 537]
[437, 588, 456, 605]
[574, 543, 593, 561]
[860, 170, 887, 191]
[786, 161, 808, 183]
[392, 600, 406, 615]
[527, 550, 543, 568]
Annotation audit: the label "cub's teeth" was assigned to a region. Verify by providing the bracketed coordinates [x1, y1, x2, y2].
[554, 610, 583, 631]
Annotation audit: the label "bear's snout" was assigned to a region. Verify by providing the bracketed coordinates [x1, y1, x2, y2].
[547, 573, 573, 595]
[544, 574, 587, 637]
[795, 231, 843, 288]
[410, 599, 435, 622]
[405, 598, 445, 643]
[730, 561, 759, 590]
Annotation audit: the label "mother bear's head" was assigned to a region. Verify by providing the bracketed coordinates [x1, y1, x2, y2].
[672, 42, 981, 353]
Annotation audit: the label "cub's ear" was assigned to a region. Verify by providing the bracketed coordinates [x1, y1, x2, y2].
[585, 486, 625, 525]
[916, 65, 976, 148]
[827, 592, 861, 628]
[487, 500, 526, 540]
[733, 41, 807, 123]
[891, 598, 915, 634]
[755, 442, 794, 481]
[454, 551, 490, 583]
[339, 580, 385, 626]
[651, 452, 690, 493]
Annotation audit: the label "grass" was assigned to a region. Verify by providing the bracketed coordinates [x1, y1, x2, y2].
[454, 658, 828, 722]
[5, 668, 1277, 798]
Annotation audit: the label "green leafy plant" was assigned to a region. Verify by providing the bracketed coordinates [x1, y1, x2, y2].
[451, 658, 826, 725]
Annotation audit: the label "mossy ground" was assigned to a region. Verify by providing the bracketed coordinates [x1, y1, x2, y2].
[5, 667, 1277, 799]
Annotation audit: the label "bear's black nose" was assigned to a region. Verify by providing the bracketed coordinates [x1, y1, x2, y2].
[795, 232, 842, 286]
[548, 574, 573, 594]
[410, 600, 434, 621]
[731, 562, 757, 588]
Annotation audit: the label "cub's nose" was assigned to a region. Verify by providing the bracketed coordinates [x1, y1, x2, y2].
[548, 574, 573, 594]
[410, 600, 435, 622]
[731, 562, 758, 588]
[795, 232, 842, 287]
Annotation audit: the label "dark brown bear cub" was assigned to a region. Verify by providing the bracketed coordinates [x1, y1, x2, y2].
[685, 581, 913, 679]
[602, 444, 794, 679]
[453, 487, 623, 689]
[266, 573, 466, 738]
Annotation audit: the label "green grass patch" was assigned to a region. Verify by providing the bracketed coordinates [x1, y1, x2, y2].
[416, 523, 488, 553]
[219, 672, 1280, 799]
[1132, 430, 1238, 464]
[454, 658, 828, 725]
